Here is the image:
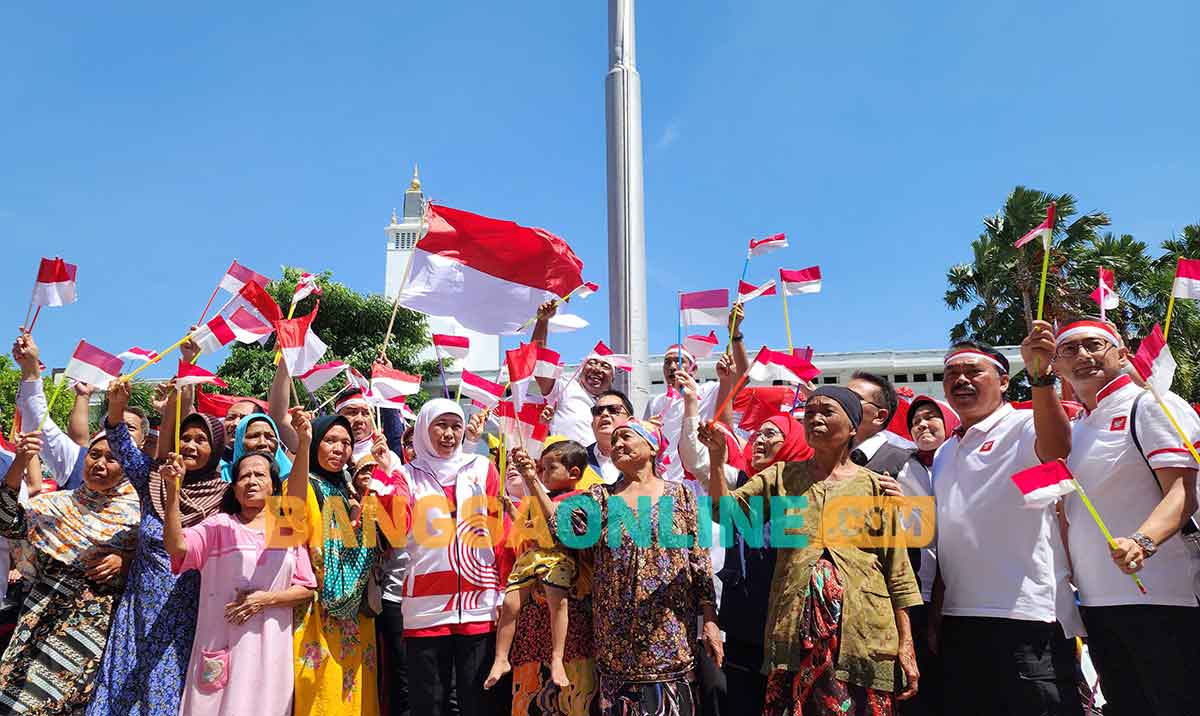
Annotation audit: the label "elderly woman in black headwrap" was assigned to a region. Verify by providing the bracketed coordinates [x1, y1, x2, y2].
[700, 385, 922, 716]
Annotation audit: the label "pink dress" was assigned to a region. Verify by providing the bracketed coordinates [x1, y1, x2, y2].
[171, 512, 316, 716]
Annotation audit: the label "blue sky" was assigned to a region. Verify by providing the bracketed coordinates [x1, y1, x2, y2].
[3, 1, 1198, 378]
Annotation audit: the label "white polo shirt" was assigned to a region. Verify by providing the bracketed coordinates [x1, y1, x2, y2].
[897, 456, 937, 602]
[934, 403, 1077, 627]
[1066, 374, 1200, 607]
[548, 377, 599, 446]
[644, 381, 721, 482]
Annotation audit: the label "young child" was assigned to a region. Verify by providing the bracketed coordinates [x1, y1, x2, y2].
[484, 439, 589, 690]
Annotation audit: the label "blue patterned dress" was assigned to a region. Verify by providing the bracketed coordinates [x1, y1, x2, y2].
[86, 416, 228, 716]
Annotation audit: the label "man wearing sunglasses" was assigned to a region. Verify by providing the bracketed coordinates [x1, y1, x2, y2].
[587, 391, 634, 484]
[1047, 319, 1200, 715]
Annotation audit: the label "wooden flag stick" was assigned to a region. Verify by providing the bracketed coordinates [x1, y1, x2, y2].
[27, 307, 42, 333]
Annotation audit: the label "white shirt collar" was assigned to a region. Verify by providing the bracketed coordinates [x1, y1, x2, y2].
[854, 432, 889, 461]
[956, 402, 1014, 439]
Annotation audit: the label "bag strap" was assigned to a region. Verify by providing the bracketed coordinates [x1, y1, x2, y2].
[1129, 391, 1199, 536]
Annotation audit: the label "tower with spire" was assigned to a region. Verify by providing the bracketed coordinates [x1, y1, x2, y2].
[384, 165, 500, 374]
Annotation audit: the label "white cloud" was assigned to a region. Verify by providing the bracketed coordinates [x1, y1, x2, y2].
[656, 122, 680, 149]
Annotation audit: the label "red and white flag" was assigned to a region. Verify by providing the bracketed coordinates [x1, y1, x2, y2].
[679, 289, 729, 326]
[64, 340, 123, 389]
[292, 272, 323, 303]
[1171, 257, 1200, 300]
[1015, 202, 1056, 249]
[218, 260, 270, 294]
[748, 233, 788, 257]
[175, 361, 228, 389]
[1011, 459, 1076, 507]
[297, 361, 348, 392]
[1130, 324, 1176, 394]
[31, 257, 78, 307]
[779, 267, 822, 295]
[118, 347, 159, 363]
[1090, 267, 1119, 310]
[737, 279, 776, 303]
[460, 370, 505, 409]
[224, 280, 283, 328]
[432, 334, 471, 361]
[396, 204, 586, 335]
[371, 365, 422, 402]
[191, 307, 274, 354]
[496, 401, 549, 458]
[684, 331, 720, 359]
[276, 304, 327, 377]
[747, 347, 822, 384]
[575, 281, 600, 299]
[0, 431, 14, 461]
[534, 346, 562, 381]
[589, 341, 633, 372]
[505, 343, 538, 410]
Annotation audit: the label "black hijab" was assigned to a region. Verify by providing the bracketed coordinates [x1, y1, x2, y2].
[309, 414, 355, 492]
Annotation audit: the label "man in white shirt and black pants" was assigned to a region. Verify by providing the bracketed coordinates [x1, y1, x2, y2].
[1049, 319, 1199, 716]
[932, 333, 1083, 716]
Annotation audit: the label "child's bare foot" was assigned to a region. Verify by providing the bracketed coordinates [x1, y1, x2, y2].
[550, 659, 570, 688]
[484, 658, 511, 689]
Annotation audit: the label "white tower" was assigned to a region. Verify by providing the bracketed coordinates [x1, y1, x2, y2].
[384, 166, 501, 374]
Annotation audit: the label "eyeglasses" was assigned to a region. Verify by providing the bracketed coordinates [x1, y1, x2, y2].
[1056, 338, 1114, 360]
[754, 428, 783, 442]
[591, 404, 629, 417]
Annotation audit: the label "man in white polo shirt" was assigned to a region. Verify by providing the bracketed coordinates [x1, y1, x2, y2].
[932, 330, 1083, 715]
[1049, 318, 1199, 716]
[532, 301, 618, 445]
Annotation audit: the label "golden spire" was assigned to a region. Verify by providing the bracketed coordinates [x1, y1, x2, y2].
[409, 163, 421, 191]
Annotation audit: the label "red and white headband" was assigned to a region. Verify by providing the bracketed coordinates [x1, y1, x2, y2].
[943, 349, 1006, 373]
[663, 344, 696, 366]
[335, 394, 370, 413]
[1054, 320, 1120, 347]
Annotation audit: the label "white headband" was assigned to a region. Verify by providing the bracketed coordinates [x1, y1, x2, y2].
[944, 349, 1006, 373]
[335, 396, 370, 413]
[1054, 320, 1120, 347]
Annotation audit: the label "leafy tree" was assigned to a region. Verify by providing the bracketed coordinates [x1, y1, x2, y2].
[214, 267, 437, 410]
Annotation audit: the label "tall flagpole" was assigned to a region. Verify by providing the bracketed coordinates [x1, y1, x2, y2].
[606, 0, 650, 415]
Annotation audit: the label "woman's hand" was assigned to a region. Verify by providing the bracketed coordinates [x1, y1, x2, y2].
[701, 620, 724, 668]
[290, 407, 313, 448]
[728, 302, 745, 336]
[224, 589, 274, 625]
[371, 432, 393, 474]
[106, 380, 132, 425]
[179, 332, 201, 365]
[14, 432, 42, 464]
[877, 471, 904, 497]
[465, 410, 488, 443]
[84, 551, 125, 583]
[697, 422, 727, 464]
[896, 638, 920, 700]
[160, 453, 185, 497]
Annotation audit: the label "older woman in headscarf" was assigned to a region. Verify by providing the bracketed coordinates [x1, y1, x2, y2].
[0, 430, 139, 714]
[555, 418, 721, 716]
[284, 411, 381, 716]
[88, 382, 230, 716]
[368, 398, 507, 715]
[700, 385, 922, 716]
[219, 413, 293, 482]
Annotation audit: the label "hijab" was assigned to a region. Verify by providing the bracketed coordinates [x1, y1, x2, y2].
[906, 395, 960, 466]
[148, 413, 228, 528]
[808, 385, 863, 429]
[309, 415, 355, 490]
[220, 414, 294, 482]
[741, 414, 812, 472]
[28, 433, 140, 567]
[410, 399, 474, 487]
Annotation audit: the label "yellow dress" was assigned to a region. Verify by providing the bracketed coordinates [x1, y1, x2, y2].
[287, 476, 380, 716]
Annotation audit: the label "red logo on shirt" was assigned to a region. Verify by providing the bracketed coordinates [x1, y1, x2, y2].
[1110, 416, 1127, 432]
[979, 440, 995, 453]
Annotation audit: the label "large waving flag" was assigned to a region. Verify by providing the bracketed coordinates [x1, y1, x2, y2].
[64, 341, 123, 389]
[32, 257, 78, 307]
[747, 347, 822, 384]
[176, 361, 229, 389]
[1172, 257, 1200, 299]
[679, 289, 729, 326]
[737, 279, 776, 303]
[779, 267, 822, 295]
[1090, 267, 1119, 310]
[276, 304, 327, 376]
[1015, 202, 1056, 249]
[748, 233, 787, 257]
[218, 260, 270, 294]
[1130, 324, 1176, 394]
[396, 204, 586, 335]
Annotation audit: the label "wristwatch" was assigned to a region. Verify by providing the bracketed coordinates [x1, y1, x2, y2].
[1028, 372, 1056, 388]
[1130, 532, 1158, 558]
[731, 333, 744, 342]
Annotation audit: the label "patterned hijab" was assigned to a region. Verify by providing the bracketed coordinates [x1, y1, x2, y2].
[28, 434, 140, 567]
[149, 413, 229, 527]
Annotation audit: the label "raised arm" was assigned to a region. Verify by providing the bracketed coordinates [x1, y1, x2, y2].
[0, 433, 40, 539]
[531, 301, 558, 397]
[68, 382, 95, 446]
[728, 303, 750, 377]
[269, 360, 300, 452]
[104, 380, 154, 487]
[285, 408, 313, 503]
[13, 332, 84, 487]
[1021, 320, 1070, 462]
[161, 454, 188, 560]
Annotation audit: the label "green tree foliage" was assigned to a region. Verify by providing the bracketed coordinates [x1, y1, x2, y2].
[214, 267, 438, 410]
[946, 185, 1200, 402]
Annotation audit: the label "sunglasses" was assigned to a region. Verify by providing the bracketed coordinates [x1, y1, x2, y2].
[591, 404, 629, 417]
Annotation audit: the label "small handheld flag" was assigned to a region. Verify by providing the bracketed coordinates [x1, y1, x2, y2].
[679, 289, 730, 326]
[118, 347, 159, 363]
[748, 233, 787, 257]
[276, 303, 327, 376]
[737, 279, 776, 303]
[459, 370, 505, 409]
[218, 260, 270, 294]
[31, 258, 78, 307]
[297, 361, 349, 392]
[779, 267, 822, 295]
[1015, 202, 1056, 249]
[64, 341, 123, 390]
[505, 343, 539, 410]
[432, 334, 471, 362]
[175, 361, 229, 389]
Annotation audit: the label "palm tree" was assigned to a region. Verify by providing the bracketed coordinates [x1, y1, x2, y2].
[1134, 225, 1200, 402]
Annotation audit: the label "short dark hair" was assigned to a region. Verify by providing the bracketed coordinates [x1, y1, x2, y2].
[540, 439, 588, 474]
[850, 371, 898, 422]
[948, 340, 1010, 375]
[123, 406, 150, 437]
[594, 389, 634, 417]
[220, 450, 281, 514]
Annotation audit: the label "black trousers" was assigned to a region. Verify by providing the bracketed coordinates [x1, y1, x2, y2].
[377, 602, 411, 716]
[941, 616, 1082, 716]
[1080, 604, 1200, 716]
[898, 604, 942, 716]
[719, 639, 766, 716]
[695, 640, 726, 716]
[407, 632, 505, 715]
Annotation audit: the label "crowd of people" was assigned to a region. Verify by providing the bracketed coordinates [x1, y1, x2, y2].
[0, 296, 1196, 716]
